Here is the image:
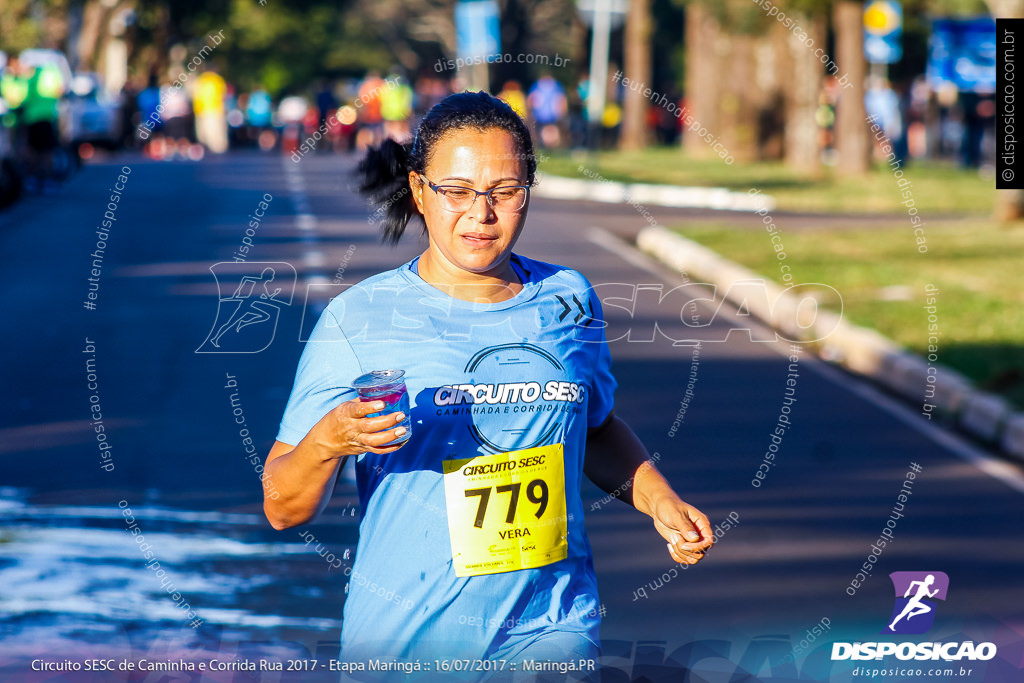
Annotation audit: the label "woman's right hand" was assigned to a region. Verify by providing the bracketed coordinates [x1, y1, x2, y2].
[311, 398, 409, 460]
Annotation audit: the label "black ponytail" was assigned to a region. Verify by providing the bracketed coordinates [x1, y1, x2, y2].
[355, 138, 420, 245]
[355, 90, 537, 245]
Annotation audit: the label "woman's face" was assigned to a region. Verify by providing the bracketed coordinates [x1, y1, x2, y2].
[410, 128, 530, 278]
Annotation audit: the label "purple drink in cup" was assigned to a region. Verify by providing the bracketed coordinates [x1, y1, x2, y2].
[351, 369, 411, 446]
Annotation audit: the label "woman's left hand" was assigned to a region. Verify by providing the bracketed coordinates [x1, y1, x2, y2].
[650, 494, 715, 565]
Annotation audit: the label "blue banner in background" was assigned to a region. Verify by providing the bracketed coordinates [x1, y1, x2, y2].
[928, 17, 997, 93]
[455, 0, 502, 62]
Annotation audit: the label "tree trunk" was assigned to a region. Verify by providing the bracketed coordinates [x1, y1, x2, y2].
[833, 0, 870, 175]
[76, 1, 107, 73]
[620, 0, 652, 150]
[720, 31, 759, 163]
[682, 2, 720, 158]
[783, 12, 824, 174]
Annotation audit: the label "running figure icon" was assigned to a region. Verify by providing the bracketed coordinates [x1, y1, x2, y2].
[888, 574, 939, 631]
[210, 267, 283, 348]
[196, 262, 296, 354]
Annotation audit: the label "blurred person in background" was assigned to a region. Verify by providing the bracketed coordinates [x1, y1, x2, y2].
[497, 80, 528, 120]
[315, 79, 338, 146]
[652, 83, 682, 145]
[816, 76, 841, 164]
[380, 73, 413, 143]
[6, 57, 64, 192]
[245, 87, 275, 150]
[225, 86, 246, 149]
[1, 55, 28, 150]
[906, 76, 930, 160]
[528, 73, 567, 148]
[114, 77, 138, 152]
[277, 94, 308, 157]
[414, 75, 450, 116]
[569, 74, 589, 149]
[865, 75, 904, 165]
[194, 68, 228, 154]
[334, 105, 359, 153]
[959, 90, 995, 169]
[356, 71, 386, 150]
[161, 80, 193, 159]
[136, 74, 163, 152]
[0, 53, 23, 205]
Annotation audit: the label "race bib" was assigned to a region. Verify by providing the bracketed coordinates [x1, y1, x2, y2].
[442, 444, 567, 577]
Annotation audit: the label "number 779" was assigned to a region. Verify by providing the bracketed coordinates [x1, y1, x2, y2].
[464, 479, 548, 528]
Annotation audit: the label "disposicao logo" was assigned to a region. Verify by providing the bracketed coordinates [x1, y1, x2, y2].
[883, 571, 949, 635]
[831, 571, 997, 663]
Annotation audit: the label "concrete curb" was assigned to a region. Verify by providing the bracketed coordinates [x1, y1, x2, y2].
[636, 225, 1024, 464]
[534, 174, 775, 212]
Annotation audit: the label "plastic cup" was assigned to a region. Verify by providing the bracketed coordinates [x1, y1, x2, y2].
[351, 369, 411, 446]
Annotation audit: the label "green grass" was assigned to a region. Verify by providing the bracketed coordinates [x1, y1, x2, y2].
[538, 148, 993, 215]
[670, 221, 1024, 408]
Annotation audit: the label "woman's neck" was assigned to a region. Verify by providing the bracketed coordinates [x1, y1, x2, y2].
[417, 249, 522, 303]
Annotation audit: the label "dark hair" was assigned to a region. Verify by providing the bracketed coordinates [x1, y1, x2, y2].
[355, 90, 536, 245]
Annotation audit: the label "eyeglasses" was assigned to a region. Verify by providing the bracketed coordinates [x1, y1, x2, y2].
[418, 174, 530, 213]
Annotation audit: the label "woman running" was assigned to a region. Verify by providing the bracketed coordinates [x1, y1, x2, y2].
[264, 91, 713, 673]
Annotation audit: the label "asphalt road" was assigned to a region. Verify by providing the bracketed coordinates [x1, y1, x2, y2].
[1, 150, 1022, 682]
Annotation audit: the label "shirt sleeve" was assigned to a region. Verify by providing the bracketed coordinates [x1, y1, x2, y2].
[275, 307, 363, 446]
[581, 277, 617, 428]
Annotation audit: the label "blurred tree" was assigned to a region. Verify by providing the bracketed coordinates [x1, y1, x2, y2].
[75, 0, 137, 74]
[492, 0, 578, 88]
[784, 11, 827, 173]
[6, 0, 582, 98]
[121, 0, 398, 95]
[680, 0, 828, 168]
[833, 0, 870, 175]
[1, 0, 69, 54]
[357, 0, 456, 73]
[621, 0, 653, 149]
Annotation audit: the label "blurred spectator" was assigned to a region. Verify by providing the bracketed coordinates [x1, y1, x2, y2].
[161, 81, 193, 159]
[528, 74, 567, 148]
[414, 76, 449, 116]
[136, 74, 163, 151]
[906, 76, 929, 160]
[332, 105, 358, 152]
[117, 78, 138, 150]
[1, 55, 28, 123]
[651, 83, 681, 145]
[194, 69, 228, 153]
[817, 77, 842, 164]
[246, 88, 275, 150]
[11, 58, 64, 192]
[959, 91, 994, 168]
[356, 71, 385, 150]
[865, 76, 904, 164]
[497, 80, 527, 120]
[0, 56, 28, 191]
[315, 80, 337, 135]
[570, 74, 589, 149]
[600, 100, 621, 148]
[225, 86, 246, 148]
[380, 74, 413, 143]
[277, 95, 308, 156]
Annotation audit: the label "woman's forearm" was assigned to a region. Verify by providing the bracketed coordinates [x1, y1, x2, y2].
[264, 437, 347, 530]
[263, 399, 408, 530]
[583, 415, 677, 515]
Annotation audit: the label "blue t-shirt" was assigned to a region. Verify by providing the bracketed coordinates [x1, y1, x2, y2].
[276, 252, 617, 663]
